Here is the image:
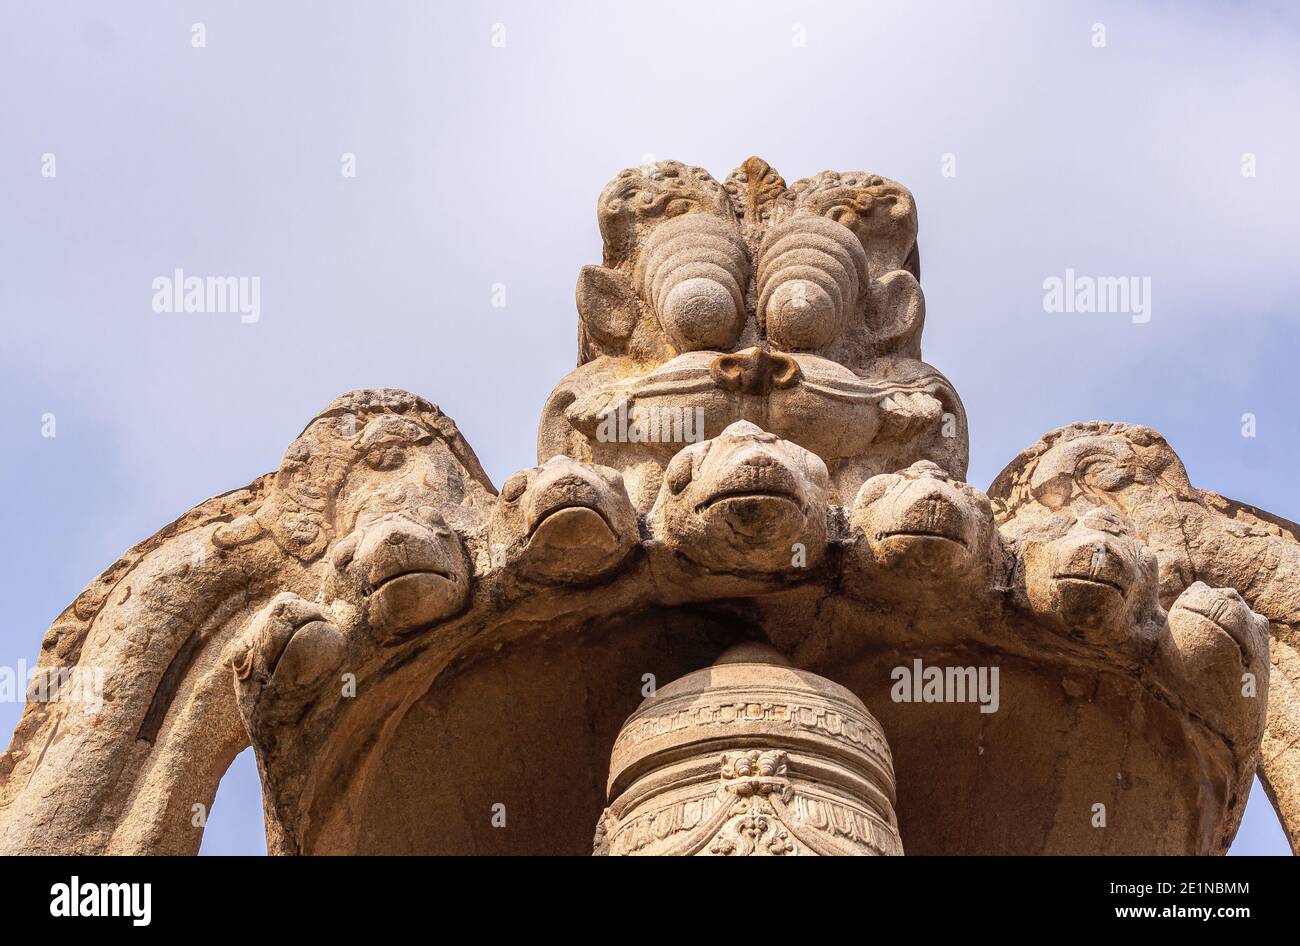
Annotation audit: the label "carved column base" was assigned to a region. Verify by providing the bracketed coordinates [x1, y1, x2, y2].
[596, 642, 903, 856]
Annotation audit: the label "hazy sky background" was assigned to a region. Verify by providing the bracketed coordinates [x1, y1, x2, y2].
[1, 1, 1296, 855]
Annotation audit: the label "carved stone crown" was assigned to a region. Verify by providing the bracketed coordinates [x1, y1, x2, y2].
[598, 157, 919, 277]
[582, 156, 925, 370]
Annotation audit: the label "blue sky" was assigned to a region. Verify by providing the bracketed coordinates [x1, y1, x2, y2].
[1, 1, 1296, 854]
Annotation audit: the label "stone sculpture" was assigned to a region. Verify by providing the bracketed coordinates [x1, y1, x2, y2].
[598, 642, 903, 856]
[1, 158, 1295, 856]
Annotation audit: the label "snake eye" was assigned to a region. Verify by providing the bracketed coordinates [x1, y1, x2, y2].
[330, 535, 358, 571]
[636, 213, 749, 353]
[665, 451, 694, 495]
[827, 205, 856, 228]
[501, 472, 529, 503]
[1078, 456, 1132, 492]
[854, 475, 891, 509]
[755, 214, 867, 353]
[414, 505, 445, 529]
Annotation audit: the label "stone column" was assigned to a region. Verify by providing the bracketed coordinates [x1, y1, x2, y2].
[596, 642, 903, 856]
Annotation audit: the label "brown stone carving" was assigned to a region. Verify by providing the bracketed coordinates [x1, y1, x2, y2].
[0, 159, 1294, 855]
[990, 421, 1300, 852]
